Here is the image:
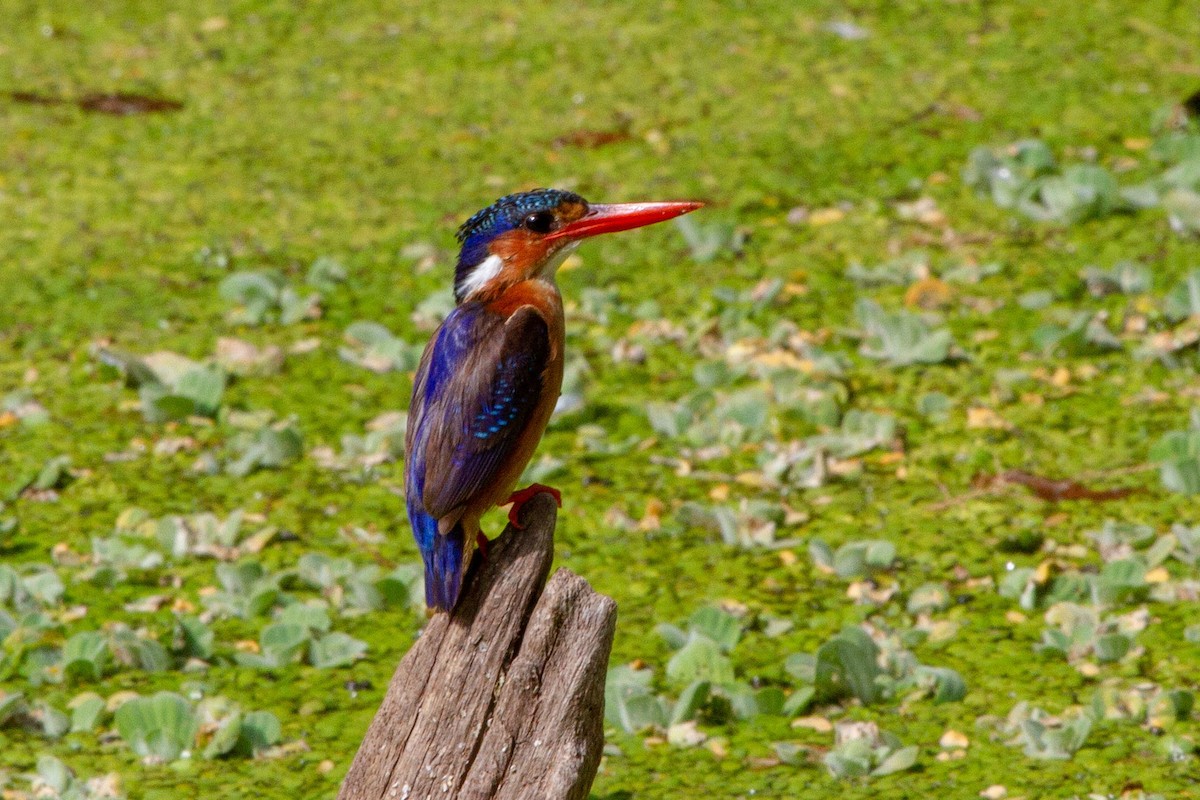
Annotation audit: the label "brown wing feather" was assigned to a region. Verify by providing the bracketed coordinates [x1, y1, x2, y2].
[417, 306, 551, 519]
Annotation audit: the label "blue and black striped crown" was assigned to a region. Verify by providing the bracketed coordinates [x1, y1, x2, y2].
[454, 189, 586, 298]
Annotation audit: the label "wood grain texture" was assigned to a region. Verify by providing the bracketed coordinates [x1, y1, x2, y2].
[337, 493, 616, 800]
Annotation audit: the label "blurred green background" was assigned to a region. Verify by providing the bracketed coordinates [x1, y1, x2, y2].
[2, 2, 1200, 798]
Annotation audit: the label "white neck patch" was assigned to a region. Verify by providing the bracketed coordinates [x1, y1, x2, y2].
[457, 253, 504, 299]
[458, 240, 579, 299]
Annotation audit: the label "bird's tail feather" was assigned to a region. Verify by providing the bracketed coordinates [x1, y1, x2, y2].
[412, 510, 466, 611]
[425, 524, 465, 611]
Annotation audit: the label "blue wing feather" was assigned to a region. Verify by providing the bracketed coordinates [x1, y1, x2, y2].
[404, 303, 550, 609]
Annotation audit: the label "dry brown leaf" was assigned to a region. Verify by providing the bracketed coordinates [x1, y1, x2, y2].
[904, 277, 953, 309]
[967, 407, 1010, 430]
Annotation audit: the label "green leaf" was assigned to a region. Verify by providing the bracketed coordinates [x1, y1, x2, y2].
[1167, 689, 1194, 721]
[1082, 261, 1151, 296]
[917, 666, 967, 703]
[94, 347, 161, 388]
[687, 606, 742, 652]
[753, 686, 785, 716]
[279, 603, 333, 634]
[175, 615, 215, 660]
[871, 744, 919, 776]
[1165, 187, 1200, 237]
[1094, 633, 1132, 663]
[963, 140, 1056, 207]
[22, 568, 63, 605]
[815, 627, 882, 704]
[202, 711, 243, 759]
[906, 582, 951, 614]
[1021, 713, 1093, 760]
[256, 423, 305, 467]
[235, 710, 281, 756]
[309, 632, 367, 668]
[784, 652, 815, 683]
[782, 685, 815, 715]
[1152, 426, 1200, 495]
[669, 680, 711, 725]
[142, 388, 196, 423]
[855, 299, 955, 366]
[69, 693, 106, 733]
[35, 755, 71, 793]
[62, 631, 109, 682]
[1164, 271, 1200, 322]
[823, 738, 874, 779]
[219, 271, 283, 325]
[1032, 311, 1121, 356]
[655, 622, 688, 650]
[605, 665, 667, 733]
[666, 633, 736, 686]
[807, 538, 835, 573]
[1097, 558, 1148, 602]
[831, 539, 896, 578]
[810, 410, 897, 458]
[0, 691, 27, 726]
[727, 683, 761, 719]
[278, 287, 319, 324]
[1019, 165, 1124, 224]
[917, 392, 953, 422]
[175, 366, 226, 417]
[226, 420, 304, 477]
[114, 692, 199, 761]
[307, 256, 347, 291]
[339, 321, 422, 373]
[32, 456, 71, 491]
[37, 699, 69, 738]
[258, 623, 310, 666]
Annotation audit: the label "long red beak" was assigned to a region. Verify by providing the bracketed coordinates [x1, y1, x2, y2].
[546, 200, 704, 242]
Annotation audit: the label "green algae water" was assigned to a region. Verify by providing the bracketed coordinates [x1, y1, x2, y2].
[1, 2, 1200, 798]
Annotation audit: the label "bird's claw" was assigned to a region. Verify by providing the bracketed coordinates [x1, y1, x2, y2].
[505, 483, 562, 529]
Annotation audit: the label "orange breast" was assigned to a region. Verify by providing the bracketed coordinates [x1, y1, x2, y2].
[487, 280, 565, 355]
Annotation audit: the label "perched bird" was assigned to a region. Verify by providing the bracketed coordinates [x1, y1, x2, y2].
[405, 188, 702, 610]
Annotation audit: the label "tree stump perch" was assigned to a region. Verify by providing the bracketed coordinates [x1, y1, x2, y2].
[337, 493, 617, 800]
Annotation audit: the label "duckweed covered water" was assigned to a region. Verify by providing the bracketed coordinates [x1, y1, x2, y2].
[2, 2, 1200, 798]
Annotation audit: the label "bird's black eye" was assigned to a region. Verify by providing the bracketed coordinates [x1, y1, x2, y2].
[523, 211, 555, 234]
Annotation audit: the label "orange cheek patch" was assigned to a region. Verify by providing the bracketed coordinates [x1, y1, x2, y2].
[490, 229, 555, 281]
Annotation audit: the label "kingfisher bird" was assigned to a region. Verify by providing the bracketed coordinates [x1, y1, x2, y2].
[404, 188, 702, 611]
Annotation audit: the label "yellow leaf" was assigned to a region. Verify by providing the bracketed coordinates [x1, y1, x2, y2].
[752, 350, 812, 371]
[939, 729, 969, 749]
[791, 716, 833, 732]
[967, 407, 1010, 430]
[808, 207, 845, 225]
[1145, 566, 1171, 584]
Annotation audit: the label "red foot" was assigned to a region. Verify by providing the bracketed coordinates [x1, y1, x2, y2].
[504, 483, 563, 529]
[476, 532, 490, 560]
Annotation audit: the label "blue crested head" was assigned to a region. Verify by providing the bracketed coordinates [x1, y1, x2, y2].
[449, 188, 703, 305]
[453, 188, 587, 302]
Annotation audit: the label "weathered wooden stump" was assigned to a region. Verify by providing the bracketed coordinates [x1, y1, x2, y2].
[337, 493, 617, 800]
